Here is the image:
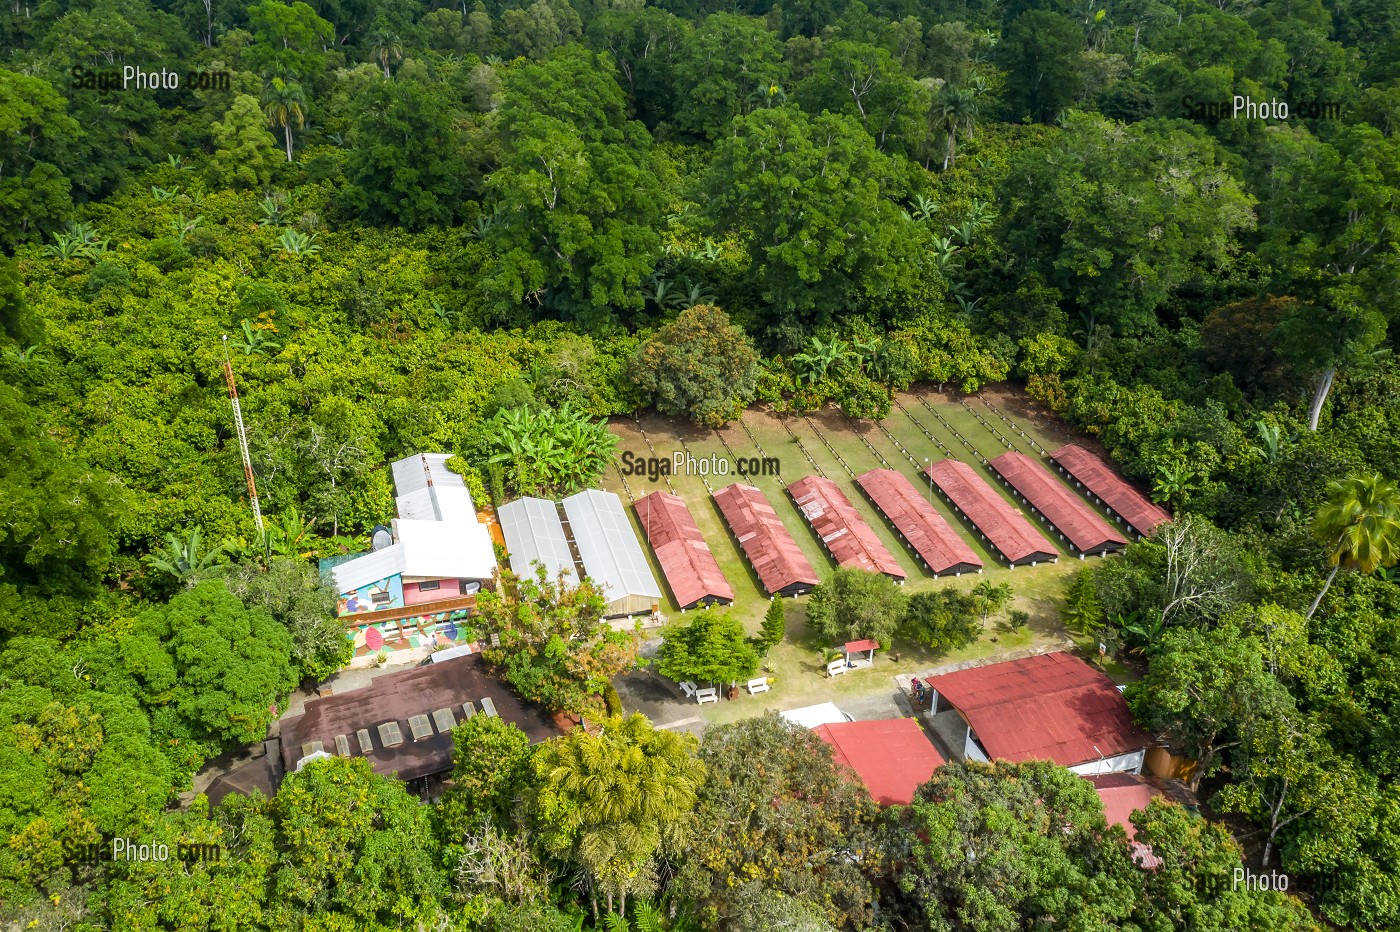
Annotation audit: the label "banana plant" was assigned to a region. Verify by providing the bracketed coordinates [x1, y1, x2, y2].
[151, 185, 182, 202]
[147, 526, 227, 580]
[170, 213, 203, 244]
[258, 195, 287, 226]
[236, 320, 280, 356]
[278, 228, 320, 255]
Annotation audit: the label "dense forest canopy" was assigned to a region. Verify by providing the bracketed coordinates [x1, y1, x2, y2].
[2, 0, 1400, 928]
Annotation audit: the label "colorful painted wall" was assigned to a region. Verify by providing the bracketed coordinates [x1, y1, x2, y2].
[336, 575, 404, 616]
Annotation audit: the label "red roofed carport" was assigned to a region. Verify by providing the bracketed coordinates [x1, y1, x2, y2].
[1050, 444, 1171, 540]
[987, 451, 1128, 557]
[924, 652, 1151, 775]
[788, 475, 905, 580]
[634, 490, 734, 610]
[813, 718, 945, 805]
[923, 459, 1058, 567]
[713, 483, 820, 597]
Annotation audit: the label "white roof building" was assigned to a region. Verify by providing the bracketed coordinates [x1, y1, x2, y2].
[562, 489, 663, 617]
[332, 453, 497, 595]
[498, 497, 577, 584]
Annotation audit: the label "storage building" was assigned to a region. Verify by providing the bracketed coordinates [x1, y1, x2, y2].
[562, 489, 664, 617]
[1050, 444, 1171, 539]
[635, 490, 734, 610]
[855, 468, 982, 576]
[923, 459, 1058, 566]
[713, 483, 820, 597]
[987, 451, 1128, 556]
[788, 475, 905, 580]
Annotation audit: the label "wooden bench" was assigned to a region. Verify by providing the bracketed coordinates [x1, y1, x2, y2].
[826, 659, 850, 677]
[745, 678, 770, 695]
[695, 687, 719, 704]
[678, 680, 697, 698]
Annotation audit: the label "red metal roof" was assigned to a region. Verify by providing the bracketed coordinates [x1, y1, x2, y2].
[923, 459, 1057, 565]
[844, 639, 879, 654]
[926, 652, 1151, 768]
[1050, 444, 1171, 538]
[856, 469, 982, 575]
[813, 718, 945, 806]
[1087, 773, 1163, 867]
[988, 451, 1128, 555]
[712, 483, 820, 596]
[634, 491, 735, 610]
[788, 475, 905, 580]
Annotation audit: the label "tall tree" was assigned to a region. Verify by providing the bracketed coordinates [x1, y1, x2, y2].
[632, 304, 760, 427]
[0, 69, 78, 250]
[209, 94, 282, 190]
[1306, 473, 1400, 618]
[806, 566, 907, 647]
[261, 77, 307, 163]
[656, 610, 759, 688]
[528, 714, 703, 918]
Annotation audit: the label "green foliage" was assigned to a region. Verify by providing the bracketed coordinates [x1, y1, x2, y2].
[528, 714, 704, 915]
[126, 580, 297, 749]
[439, 715, 533, 840]
[1061, 569, 1105, 636]
[895, 760, 1141, 930]
[208, 95, 281, 191]
[476, 566, 640, 715]
[482, 404, 618, 498]
[758, 597, 786, 653]
[904, 589, 981, 652]
[676, 713, 881, 930]
[656, 610, 759, 687]
[805, 567, 906, 647]
[633, 304, 759, 427]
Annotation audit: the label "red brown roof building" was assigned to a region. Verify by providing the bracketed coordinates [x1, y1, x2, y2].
[1087, 773, 1164, 867]
[855, 468, 982, 576]
[634, 490, 734, 610]
[923, 459, 1058, 566]
[1049, 444, 1172, 540]
[788, 475, 905, 581]
[924, 651, 1152, 775]
[987, 451, 1128, 557]
[812, 718, 946, 806]
[713, 483, 821, 597]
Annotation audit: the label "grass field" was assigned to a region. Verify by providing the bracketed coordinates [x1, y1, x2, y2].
[600, 385, 1138, 720]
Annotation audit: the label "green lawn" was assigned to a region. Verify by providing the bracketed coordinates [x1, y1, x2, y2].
[601, 386, 1115, 723]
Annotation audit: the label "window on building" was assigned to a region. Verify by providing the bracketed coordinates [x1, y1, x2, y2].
[418, 580, 441, 592]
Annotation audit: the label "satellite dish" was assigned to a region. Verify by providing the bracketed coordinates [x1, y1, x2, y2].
[370, 524, 393, 551]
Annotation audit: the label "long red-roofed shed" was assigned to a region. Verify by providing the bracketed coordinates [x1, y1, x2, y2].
[713, 483, 820, 597]
[634, 490, 734, 610]
[856, 469, 982, 576]
[925, 651, 1151, 773]
[987, 451, 1128, 556]
[788, 475, 905, 580]
[1050, 444, 1171, 539]
[923, 459, 1057, 566]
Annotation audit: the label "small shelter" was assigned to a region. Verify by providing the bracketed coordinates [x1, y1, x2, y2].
[843, 639, 879, 669]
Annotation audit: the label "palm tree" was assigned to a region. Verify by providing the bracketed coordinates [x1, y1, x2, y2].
[368, 28, 403, 77]
[1306, 474, 1400, 618]
[147, 526, 227, 581]
[935, 84, 977, 170]
[530, 714, 704, 919]
[262, 77, 307, 163]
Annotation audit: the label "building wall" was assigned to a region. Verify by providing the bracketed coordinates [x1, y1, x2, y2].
[1069, 749, 1146, 776]
[605, 592, 661, 618]
[338, 575, 405, 616]
[403, 578, 463, 606]
[964, 728, 990, 763]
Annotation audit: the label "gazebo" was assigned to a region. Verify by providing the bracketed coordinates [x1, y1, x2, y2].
[843, 639, 880, 669]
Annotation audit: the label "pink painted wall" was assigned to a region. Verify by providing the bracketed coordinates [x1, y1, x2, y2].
[402, 579, 460, 606]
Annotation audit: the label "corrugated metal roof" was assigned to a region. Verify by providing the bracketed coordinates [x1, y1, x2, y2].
[788, 476, 905, 580]
[1050, 444, 1171, 538]
[924, 459, 1057, 565]
[333, 543, 408, 593]
[332, 519, 497, 594]
[634, 490, 734, 609]
[562, 490, 663, 604]
[926, 652, 1151, 768]
[392, 453, 475, 522]
[989, 452, 1128, 555]
[498, 497, 576, 583]
[856, 469, 982, 575]
[713, 483, 820, 596]
[814, 718, 945, 806]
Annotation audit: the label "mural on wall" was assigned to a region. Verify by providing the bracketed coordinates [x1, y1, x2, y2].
[337, 575, 405, 616]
